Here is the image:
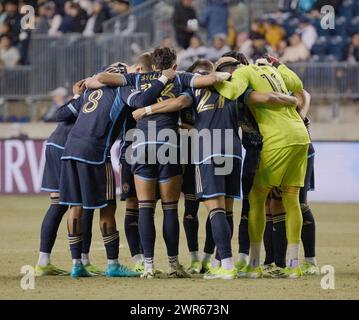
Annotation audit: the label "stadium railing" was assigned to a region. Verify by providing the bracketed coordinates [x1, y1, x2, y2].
[0, 33, 150, 100]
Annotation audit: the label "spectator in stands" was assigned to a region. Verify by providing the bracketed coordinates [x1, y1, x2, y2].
[178, 34, 207, 69]
[42, 87, 68, 122]
[83, 0, 110, 35]
[234, 31, 252, 58]
[205, 33, 230, 61]
[280, 31, 310, 62]
[3, 0, 21, 42]
[348, 33, 359, 63]
[0, 34, 20, 68]
[173, 0, 198, 49]
[298, 16, 317, 50]
[161, 36, 175, 48]
[263, 18, 285, 52]
[36, 1, 63, 35]
[249, 32, 270, 62]
[111, 0, 136, 35]
[199, 0, 228, 42]
[0, 21, 11, 37]
[66, 2, 88, 33]
[0, 2, 7, 25]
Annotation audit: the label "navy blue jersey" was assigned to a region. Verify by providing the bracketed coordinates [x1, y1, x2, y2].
[183, 87, 245, 164]
[123, 71, 196, 132]
[118, 106, 137, 162]
[61, 86, 132, 164]
[47, 97, 84, 149]
[238, 91, 263, 151]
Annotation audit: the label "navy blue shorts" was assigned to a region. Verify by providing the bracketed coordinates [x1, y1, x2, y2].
[41, 145, 63, 192]
[132, 144, 182, 183]
[300, 145, 315, 204]
[59, 159, 116, 209]
[195, 156, 242, 200]
[119, 160, 137, 201]
[182, 163, 196, 196]
[241, 146, 261, 198]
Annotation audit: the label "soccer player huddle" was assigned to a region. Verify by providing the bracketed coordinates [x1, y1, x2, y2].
[36, 47, 319, 280]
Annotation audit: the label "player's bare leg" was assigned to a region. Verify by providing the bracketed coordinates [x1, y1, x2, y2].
[159, 175, 189, 278]
[134, 176, 157, 278]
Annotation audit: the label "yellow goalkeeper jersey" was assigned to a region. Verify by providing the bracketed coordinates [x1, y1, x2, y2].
[214, 64, 310, 152]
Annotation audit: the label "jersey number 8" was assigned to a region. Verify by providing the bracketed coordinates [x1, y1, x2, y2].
[83, 89, 103, 113]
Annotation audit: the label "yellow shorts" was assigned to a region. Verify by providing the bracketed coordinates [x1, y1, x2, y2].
[253, 144, 309, 188]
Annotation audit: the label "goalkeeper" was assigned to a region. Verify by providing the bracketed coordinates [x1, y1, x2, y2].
[214, 55, 310, 278]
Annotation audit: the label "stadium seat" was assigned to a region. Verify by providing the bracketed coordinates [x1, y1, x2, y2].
[283, 17, 299, 37]
[333, 16, 348, 37]
[311, 36, 328, 56]
[349, 16, 359, 35]
[6, 116, 18, 123]
[327, 36, 348, 61]
[18, 116, 30, 123]
[338, 0, 354, 20]
[313, 18, 332, 37]
[353, 1, 359, 16]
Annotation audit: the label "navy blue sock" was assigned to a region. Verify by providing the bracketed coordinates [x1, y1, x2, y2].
[124, 208, 143, 257]
[204, 214, 215, 255]
[272, 213, 287, 268]
[209, 208, 232, 260]
[263, 215, 274, 265]
[138, 200, 156, 259]
[226, 211, 234, 238]
[183, 197, 200, 252]
[103, 230, 119, 260]
[81, 209, 94, 254]
[40, 197, 68, 253]
[162, 201, 179, 257]
[68, 233, 83, 259]
[301, 206, 316, 258]
[238, 211, 249, 255]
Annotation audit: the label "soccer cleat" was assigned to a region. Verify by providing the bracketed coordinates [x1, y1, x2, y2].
[71, 262, 92, 278]
[84, 263, 104, 276]
[141, 270, 155, 279]
[133, 261, 145, 273]
[201, 260, 212, 274]
[35, 264, 69, 276]
[238, 265, 263, 279]
[263, 265, 287, 278]
[235, 261, 248, 273]
[187, 260, 202, 274]
[168, 263, 191, 278]
[262, 263, 277, 278]
[272, 266, 303, 279]
[105, 263, 141, 277]
[203, 267, 237, 280]
[301, 261, 320, 276]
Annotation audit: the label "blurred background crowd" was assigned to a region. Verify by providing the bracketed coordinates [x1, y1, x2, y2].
[0, 0, 359, 70]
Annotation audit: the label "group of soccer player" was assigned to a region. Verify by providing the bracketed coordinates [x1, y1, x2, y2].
[35, 46, 319, 280]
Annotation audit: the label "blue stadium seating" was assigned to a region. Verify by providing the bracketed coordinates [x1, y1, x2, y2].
[338, 0, 354, 20]
[333, 16, 348, 37]
[327, 36, 348, 61]
[349, 16, 359, 35]
[311, 36, 328, 56]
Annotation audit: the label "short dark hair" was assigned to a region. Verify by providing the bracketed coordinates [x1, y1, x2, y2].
[187, 59, 214, 73]
[222, 51, 249, 65]
[151, 47, 177, 70]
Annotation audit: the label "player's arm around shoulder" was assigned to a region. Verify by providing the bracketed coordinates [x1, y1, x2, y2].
[214, 66, 250, 101]
[277, 64, 304, 93]
[132, 94, 193, 121]
[248, 91, 298, 106]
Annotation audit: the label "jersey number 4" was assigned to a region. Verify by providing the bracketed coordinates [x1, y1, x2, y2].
[83, 89, 103, 113]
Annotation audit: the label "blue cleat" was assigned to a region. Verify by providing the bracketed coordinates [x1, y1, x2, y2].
[71, 262, 92, 278]
[105, 263, 141, 277]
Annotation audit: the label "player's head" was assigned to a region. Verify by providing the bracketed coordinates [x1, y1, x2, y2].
[103, 62, 128, 74]
[222, 51, 249, 66]
[215, 56, 241, 74]
[151, 47, 177, 71]
[186, 59, 214, 74]
[127, 52, 153, 73]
